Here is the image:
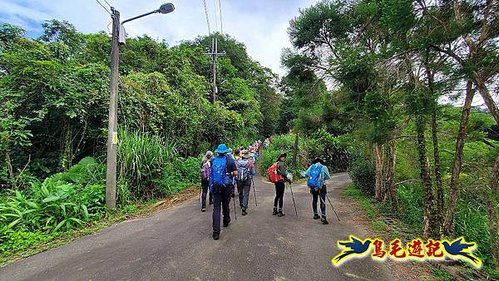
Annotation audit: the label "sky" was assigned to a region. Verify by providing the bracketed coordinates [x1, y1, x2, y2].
[0, 0, 320, 76]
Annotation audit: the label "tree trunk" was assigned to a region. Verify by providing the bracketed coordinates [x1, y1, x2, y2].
[443, 80, 475, 236]
[385, 140, 398, 210]
[431, 109, 444, 235]
[415, 114, 434, 237]
[489, 155, 499, 270]
[474, 78, 499, 124]
[373, 143, 384, 201]
[427, 64, 444, 235]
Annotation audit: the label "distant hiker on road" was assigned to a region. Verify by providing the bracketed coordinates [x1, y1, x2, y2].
[305, 158, 331, 224]
[210, 144, 238, 240]
[267, 153, 291, 217]
[236, 150, 256, 216]
[200, 151, 214, 212]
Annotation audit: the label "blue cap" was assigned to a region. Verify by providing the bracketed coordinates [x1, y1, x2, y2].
[215, 144, 230, 154]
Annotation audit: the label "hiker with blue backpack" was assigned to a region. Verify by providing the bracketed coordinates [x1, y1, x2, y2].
[236, 150, 256, 216]
[200, 151, 214, 212]
[210, 144, 238, 240]
[305, 158, 331, 224]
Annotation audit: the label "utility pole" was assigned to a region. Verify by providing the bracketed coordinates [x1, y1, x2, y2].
[104, 4, 175, 210]
[206, 36, 224, 103]
[106, 7, 120, 209]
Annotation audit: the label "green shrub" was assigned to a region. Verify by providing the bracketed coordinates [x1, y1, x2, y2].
[396, 183, 423, 230]
[0, 228, 53, 255]
[348, 156, 375, 196]
[0, 157, 105, 234]
[305, 129, 351, 172]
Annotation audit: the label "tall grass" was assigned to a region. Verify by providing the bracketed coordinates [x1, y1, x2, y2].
[118, 129, 177, 201]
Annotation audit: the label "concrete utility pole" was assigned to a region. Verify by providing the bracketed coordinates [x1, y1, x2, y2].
[106, 7, 120, 209]
[206, 37, 224, 103]
[105, 4, 175, 209]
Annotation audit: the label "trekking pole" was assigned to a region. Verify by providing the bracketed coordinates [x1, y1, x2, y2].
[324, 194, 340, 221]
[252, 178, 258, 206]
[233, 185, 237, 220]
[288, 182, 298, 216]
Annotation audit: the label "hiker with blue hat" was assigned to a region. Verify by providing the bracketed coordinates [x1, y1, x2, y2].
[304, 158, 331, 224]
[210, 144, 238, 240]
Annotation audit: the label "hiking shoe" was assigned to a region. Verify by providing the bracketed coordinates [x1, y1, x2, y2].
[213, 233, 220, 240]
[272, 208, 278, 215]
[223, 220, 231, 227]
[321, 217, 329, 225]
[201, 207, 206, 212]
[277, 211, 285, 217]
[313, 214, 320, 220]
[242, 209, 248, 216]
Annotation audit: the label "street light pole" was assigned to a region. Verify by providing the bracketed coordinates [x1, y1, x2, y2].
[105, 4, 175, 209]
[106, 7, 120, 209]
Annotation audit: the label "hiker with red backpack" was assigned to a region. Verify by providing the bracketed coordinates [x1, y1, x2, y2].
[200, 151, 214, 212]
[210, 144, 238, 240]
[236, 150, 256, 216]
[305, 158, 331, 224]
[267, 153, 292, 217]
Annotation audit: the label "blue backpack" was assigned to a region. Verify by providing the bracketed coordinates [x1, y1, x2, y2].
[307, 163, 323, 190]
[211, 156, 229, 186]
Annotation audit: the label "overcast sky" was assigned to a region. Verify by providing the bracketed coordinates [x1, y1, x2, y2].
[0, 0, 321, 76]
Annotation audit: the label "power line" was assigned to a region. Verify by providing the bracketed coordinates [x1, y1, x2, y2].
[203, 0, 211, 34]
[95, 0, 111, 15]
[212, 0, 219, 32]
[218, 0, 223, 34]
[102, 0, 112, 8]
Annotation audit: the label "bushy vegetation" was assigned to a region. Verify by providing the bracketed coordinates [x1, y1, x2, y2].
[0, 20, 281, 260]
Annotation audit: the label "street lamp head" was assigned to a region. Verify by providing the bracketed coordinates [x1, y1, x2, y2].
[158, 3, 175, 14]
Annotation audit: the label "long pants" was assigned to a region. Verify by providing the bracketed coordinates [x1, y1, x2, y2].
[201, 180, 212, 207]
[212, 184, 233, 234]
[237, 178, 251, 210]
[274, 181, 285, 210]
[311, 185, 327, 216]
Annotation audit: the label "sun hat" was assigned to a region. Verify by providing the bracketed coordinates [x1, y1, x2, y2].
[215, 144, 230, 154]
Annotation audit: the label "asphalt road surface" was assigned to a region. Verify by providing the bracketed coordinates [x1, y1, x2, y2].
[1, 173, 396, 281]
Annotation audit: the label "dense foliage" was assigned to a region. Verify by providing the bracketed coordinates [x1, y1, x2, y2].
[281, 0, 499, 274]
[0, 20, 282, 258]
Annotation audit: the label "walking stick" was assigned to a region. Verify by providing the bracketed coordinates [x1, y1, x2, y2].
[233, 184, 238, 220]
[252, 178, 258, 206]
[288, 182, 298, 216]
[323, 194, 340, 221]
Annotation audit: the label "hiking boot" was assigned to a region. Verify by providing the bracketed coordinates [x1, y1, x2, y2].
[213, 232, 220, 240]
[313, 214, 320, 220]
[277, 210, 285, 217]
[321, 216, 329, 225]
[201, 207, 206, 212]
[242, 209, 248, 216]
[272, 208, 278, 215]
[223, 220, 231, 227]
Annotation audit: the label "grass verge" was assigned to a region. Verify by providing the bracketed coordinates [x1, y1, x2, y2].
[0, 186, 199, 267]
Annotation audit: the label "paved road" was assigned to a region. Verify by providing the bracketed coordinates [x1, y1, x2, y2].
[1, 173, 395, 281]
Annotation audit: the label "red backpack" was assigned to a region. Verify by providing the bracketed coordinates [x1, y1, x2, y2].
[267, 162, 283, 183]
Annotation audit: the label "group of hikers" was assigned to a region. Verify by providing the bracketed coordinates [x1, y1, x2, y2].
[200, 138, 331, 240]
